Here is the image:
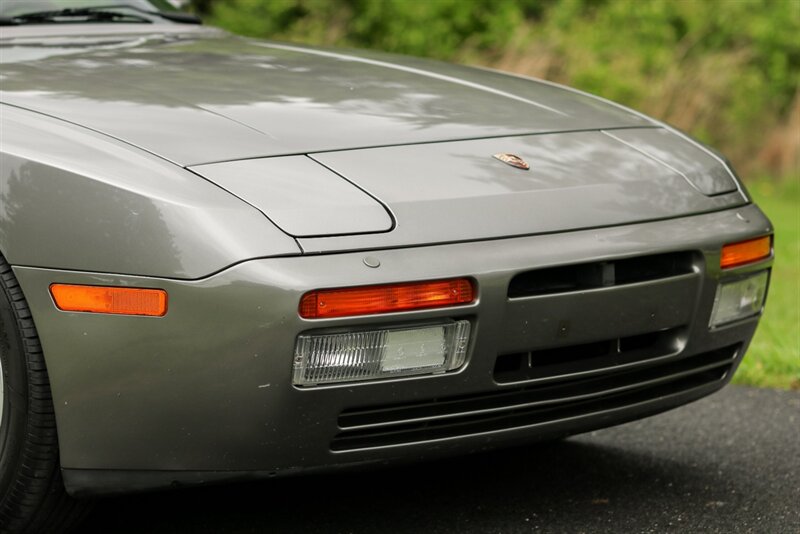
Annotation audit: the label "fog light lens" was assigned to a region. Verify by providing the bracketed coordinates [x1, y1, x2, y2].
[709, 271, 769, 327]
[293, 320, 470, 386]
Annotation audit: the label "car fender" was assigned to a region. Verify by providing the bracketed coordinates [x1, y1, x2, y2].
[0, 104, 301, 279]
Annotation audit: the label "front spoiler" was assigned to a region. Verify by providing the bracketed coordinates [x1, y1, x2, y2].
[63, 375, 728, 497]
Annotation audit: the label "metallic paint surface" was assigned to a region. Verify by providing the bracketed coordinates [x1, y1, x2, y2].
[190, 156, 393, 237]
[604, 129, 738, 196]
[301, 131, 745, 252]
[14, 204, 771, 486]
[0, 106, 300, 278]
[1, 26, 650, 165]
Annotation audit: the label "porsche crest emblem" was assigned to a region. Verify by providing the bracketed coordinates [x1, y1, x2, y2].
[493, 153, 530, 170]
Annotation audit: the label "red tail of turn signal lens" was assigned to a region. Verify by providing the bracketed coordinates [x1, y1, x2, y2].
[720, 236, 772, 269]
[300, 278, 475, 319]
[50, 284, 168, 316]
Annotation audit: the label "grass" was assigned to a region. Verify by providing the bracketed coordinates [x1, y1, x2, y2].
[732, 177, 800, 389]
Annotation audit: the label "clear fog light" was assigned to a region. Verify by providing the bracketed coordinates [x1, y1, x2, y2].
[709, 271, 769, 327]
[293, 320, 470, 386]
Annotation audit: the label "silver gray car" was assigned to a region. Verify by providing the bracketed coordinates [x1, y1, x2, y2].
[0, 1, 774, 532]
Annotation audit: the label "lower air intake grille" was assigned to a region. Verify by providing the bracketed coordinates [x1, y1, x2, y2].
[332, 345, 739, 451]
[494, 327, 683, 383]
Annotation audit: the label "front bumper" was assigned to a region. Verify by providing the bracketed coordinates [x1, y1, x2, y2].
[14, 204, 772, 496]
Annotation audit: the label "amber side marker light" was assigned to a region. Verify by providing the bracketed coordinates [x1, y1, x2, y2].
[300, 278, 475, 319]
[50, 284, 168, 317]
[720, 236, 772, 269]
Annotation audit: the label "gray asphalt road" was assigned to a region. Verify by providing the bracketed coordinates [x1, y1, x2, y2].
[78, 386, 800, 533]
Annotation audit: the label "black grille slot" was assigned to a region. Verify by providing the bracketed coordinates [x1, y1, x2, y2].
[531, 340, 613, 367]
[508, 251, 696, 298]
[494, 327, 682, 383]
[619, 331, 660, 352]
[332, 345, 739, 451]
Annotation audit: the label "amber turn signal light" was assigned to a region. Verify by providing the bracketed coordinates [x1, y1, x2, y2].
[50, 284, 168, 317]
[720, 236, 772, 269]
[299, 278, 475, 319]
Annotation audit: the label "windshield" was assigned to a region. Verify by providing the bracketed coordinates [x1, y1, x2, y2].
[0, 0, 181, 17]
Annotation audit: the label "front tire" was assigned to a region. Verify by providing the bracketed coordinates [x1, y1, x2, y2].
[0, 256, 88, 533]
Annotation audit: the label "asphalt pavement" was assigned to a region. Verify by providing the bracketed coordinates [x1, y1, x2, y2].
[79, 386, 799, 533]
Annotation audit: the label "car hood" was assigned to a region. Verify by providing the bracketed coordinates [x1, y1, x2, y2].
[1, 26, 745, 247]
[0, 26, 652, 165]
[190, 129, 743, 249]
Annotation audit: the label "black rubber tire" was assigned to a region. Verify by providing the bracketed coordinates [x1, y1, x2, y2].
[0, 256, 90, 533]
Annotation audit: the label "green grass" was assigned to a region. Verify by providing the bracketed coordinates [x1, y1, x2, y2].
[732, 177, 800, 389]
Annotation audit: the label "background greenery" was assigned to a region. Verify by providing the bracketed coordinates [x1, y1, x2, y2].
[191, 0, 798, 389]
[740, 179, 799, 389]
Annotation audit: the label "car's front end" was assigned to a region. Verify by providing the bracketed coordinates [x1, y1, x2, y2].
[16, 201, 772, 494]
[0, 8, 772, 532]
